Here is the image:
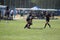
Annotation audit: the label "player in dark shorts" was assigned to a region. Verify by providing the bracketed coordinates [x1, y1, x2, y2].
[24, 12, 33, 29]
[44, 12, 51, 28]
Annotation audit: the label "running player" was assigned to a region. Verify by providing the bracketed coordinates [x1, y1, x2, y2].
[24, 12, 33, 29]
[44, 11, 51, 28]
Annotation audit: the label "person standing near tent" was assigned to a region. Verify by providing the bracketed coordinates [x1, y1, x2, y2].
[0, 10, 1, 21]
[5, 6, 10, 20]
[44, 11, 51, 28]
[10, 10, 14, 20]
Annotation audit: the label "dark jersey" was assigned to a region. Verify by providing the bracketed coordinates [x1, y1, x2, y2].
[46, 14, 51, 22]
[26, 14, 33, 25]
[26, 15, 33, 21]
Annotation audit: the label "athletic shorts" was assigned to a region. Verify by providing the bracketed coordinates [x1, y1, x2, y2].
[46, 19, 50, 22]
[26, 19, 32, 25]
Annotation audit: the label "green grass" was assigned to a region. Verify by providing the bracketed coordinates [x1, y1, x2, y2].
[0, 19, 60, 40]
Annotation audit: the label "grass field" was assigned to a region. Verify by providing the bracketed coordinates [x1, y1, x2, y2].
[0, 19, 60, 40]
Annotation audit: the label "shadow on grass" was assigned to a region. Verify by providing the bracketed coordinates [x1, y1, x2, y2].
[31, 27, 44, 30]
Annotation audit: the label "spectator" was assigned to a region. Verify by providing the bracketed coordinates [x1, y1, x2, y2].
[5, 6, 10, 20]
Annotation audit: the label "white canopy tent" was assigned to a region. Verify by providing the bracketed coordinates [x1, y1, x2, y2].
[31, 6, 40, 10]
[0, 5, 6, 9]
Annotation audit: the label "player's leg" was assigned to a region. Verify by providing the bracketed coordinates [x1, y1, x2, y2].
[24, 24, 28, 28]
[24, 21, 30, 29]
[24, 21, 29, 28]
[44, 21, 48, 28]
[29, 20, 32, 29]
[48, 23, 51, 28]
[47, 20, 51, 28]
[27, 20, 32, 29]
[27, 24, 31, 29]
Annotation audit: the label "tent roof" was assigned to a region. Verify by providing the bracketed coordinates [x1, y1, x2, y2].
[0, 5, 6, 8]
[31, 6, 40, 10]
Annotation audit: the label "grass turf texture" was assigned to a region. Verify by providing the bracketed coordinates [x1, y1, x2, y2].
[0, 19, 60, 40]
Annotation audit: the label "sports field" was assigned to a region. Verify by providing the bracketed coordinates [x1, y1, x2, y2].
[0, 19, 60, 40]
